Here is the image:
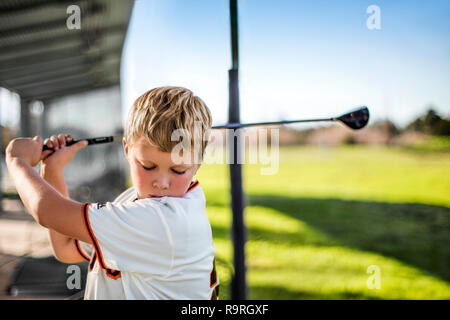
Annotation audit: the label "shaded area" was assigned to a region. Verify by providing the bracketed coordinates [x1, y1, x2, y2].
[0, 0, 134, 101]
[246, 194, 450, 283]
[7, 256, 88, 298]
[249, 285, 382, 300]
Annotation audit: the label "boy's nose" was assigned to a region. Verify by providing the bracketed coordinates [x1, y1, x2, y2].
[153, 178, 169, 190]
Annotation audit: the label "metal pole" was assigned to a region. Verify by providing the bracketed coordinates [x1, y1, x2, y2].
[0, 94, 3, 214]
[20, 98, 31, 137]
[228, 0, 247, 300]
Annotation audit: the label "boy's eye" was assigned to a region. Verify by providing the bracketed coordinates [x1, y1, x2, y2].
[142, 165, 185, 175]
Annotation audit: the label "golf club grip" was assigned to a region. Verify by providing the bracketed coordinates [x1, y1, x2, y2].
[42, 136, 114, 151]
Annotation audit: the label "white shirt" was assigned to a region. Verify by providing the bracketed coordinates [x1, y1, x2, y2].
[74, 180, 219, 300]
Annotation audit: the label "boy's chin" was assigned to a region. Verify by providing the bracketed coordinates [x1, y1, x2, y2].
[137, 189, 186, 199]
[136, 192, 165, 199]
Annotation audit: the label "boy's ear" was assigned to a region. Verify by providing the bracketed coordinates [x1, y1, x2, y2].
[123, 138, 129, 160]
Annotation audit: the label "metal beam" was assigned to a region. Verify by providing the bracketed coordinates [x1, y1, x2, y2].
[0, 45, 123, 72]
[228, 0, 248, 300]
[0, 43, 109, 67]
[4, 56, 119, 85]
[11, 70, 107, 91]
[0, 24, 127, 57]
[0, 0, 79, 15]
[0, 50, 117, 75]
[0, 38, 84, 62]
[0, 55, 120, 84]
[0, 37, 84, 61]
[4, 64, 90, 85]
[0, 4, 104, 40]
[25, 81, 118, 101]
[0, 46, 86, 67]
[19, 72, 118, 97]
[0, 18, 70, 39]
[0, 55, 86, 76]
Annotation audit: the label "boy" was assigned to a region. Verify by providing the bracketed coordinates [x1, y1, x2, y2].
[5, 86, 219, 300]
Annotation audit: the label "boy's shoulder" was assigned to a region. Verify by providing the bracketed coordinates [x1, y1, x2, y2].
[113, 186, 138, 204]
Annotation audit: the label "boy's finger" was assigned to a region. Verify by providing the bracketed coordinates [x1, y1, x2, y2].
[44, 138, 53, 149]
[57, 134, 66, 147]
[40, 150, 53, 160]
[50, 135, 60, 150]
[33, 136, 43, 145]
[70, 140, 88, 151]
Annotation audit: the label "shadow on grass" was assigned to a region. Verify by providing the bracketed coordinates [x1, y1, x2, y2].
[245, 194, 450, 283]
[250, 285, 382, 300]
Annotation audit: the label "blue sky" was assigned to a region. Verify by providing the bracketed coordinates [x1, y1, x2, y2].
[120, 0, 450, 130]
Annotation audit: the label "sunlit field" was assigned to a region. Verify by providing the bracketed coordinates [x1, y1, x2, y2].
[196, 141, 450, 299]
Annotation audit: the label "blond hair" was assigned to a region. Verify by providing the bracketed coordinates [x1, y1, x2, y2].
[125, 86, 212, 161]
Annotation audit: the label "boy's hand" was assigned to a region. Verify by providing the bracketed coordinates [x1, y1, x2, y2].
[41, 134, 88, 169]
[6, 136, 44, 167]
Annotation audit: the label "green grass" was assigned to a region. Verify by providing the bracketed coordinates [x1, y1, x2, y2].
[401, 135, 450, 153]
[196, 144, 450, 299]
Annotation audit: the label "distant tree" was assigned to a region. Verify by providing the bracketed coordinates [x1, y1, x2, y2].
[424, 109, 441, 131]
[369, 119, 399, 136]
[406, 107, 450, 136]
[383, 120, 400, 136]
[407, 117, 423, 132]
[434, 118, 450, 136]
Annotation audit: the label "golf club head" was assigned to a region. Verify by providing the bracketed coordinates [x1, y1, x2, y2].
[337, 106, 370, 130]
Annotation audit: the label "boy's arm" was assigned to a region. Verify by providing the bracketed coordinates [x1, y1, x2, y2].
[5, 137, 91, 244]
[41, 164, 89, 263]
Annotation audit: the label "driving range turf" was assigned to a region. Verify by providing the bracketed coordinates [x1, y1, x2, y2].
[195, 141, 450, 299]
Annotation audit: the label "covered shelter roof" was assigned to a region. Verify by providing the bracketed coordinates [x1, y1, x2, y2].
[0, 0, 134, 101]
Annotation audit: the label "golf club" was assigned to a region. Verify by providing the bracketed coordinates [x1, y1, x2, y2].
[42, 106, 369, 151]
[213, 106, 369, 130]
[42, 136, 123, 151]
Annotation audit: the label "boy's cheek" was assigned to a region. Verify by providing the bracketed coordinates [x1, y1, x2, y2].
[132, 167, 146, 185]
[129, 165, 144, 187]
[174, 175, 195, 194]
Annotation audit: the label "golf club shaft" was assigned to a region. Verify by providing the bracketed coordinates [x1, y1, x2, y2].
[42, 136, 118, 151]
[212, 117, 335, 129]
[41, 106, 368, 150]
[42, 118, 336, 150]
